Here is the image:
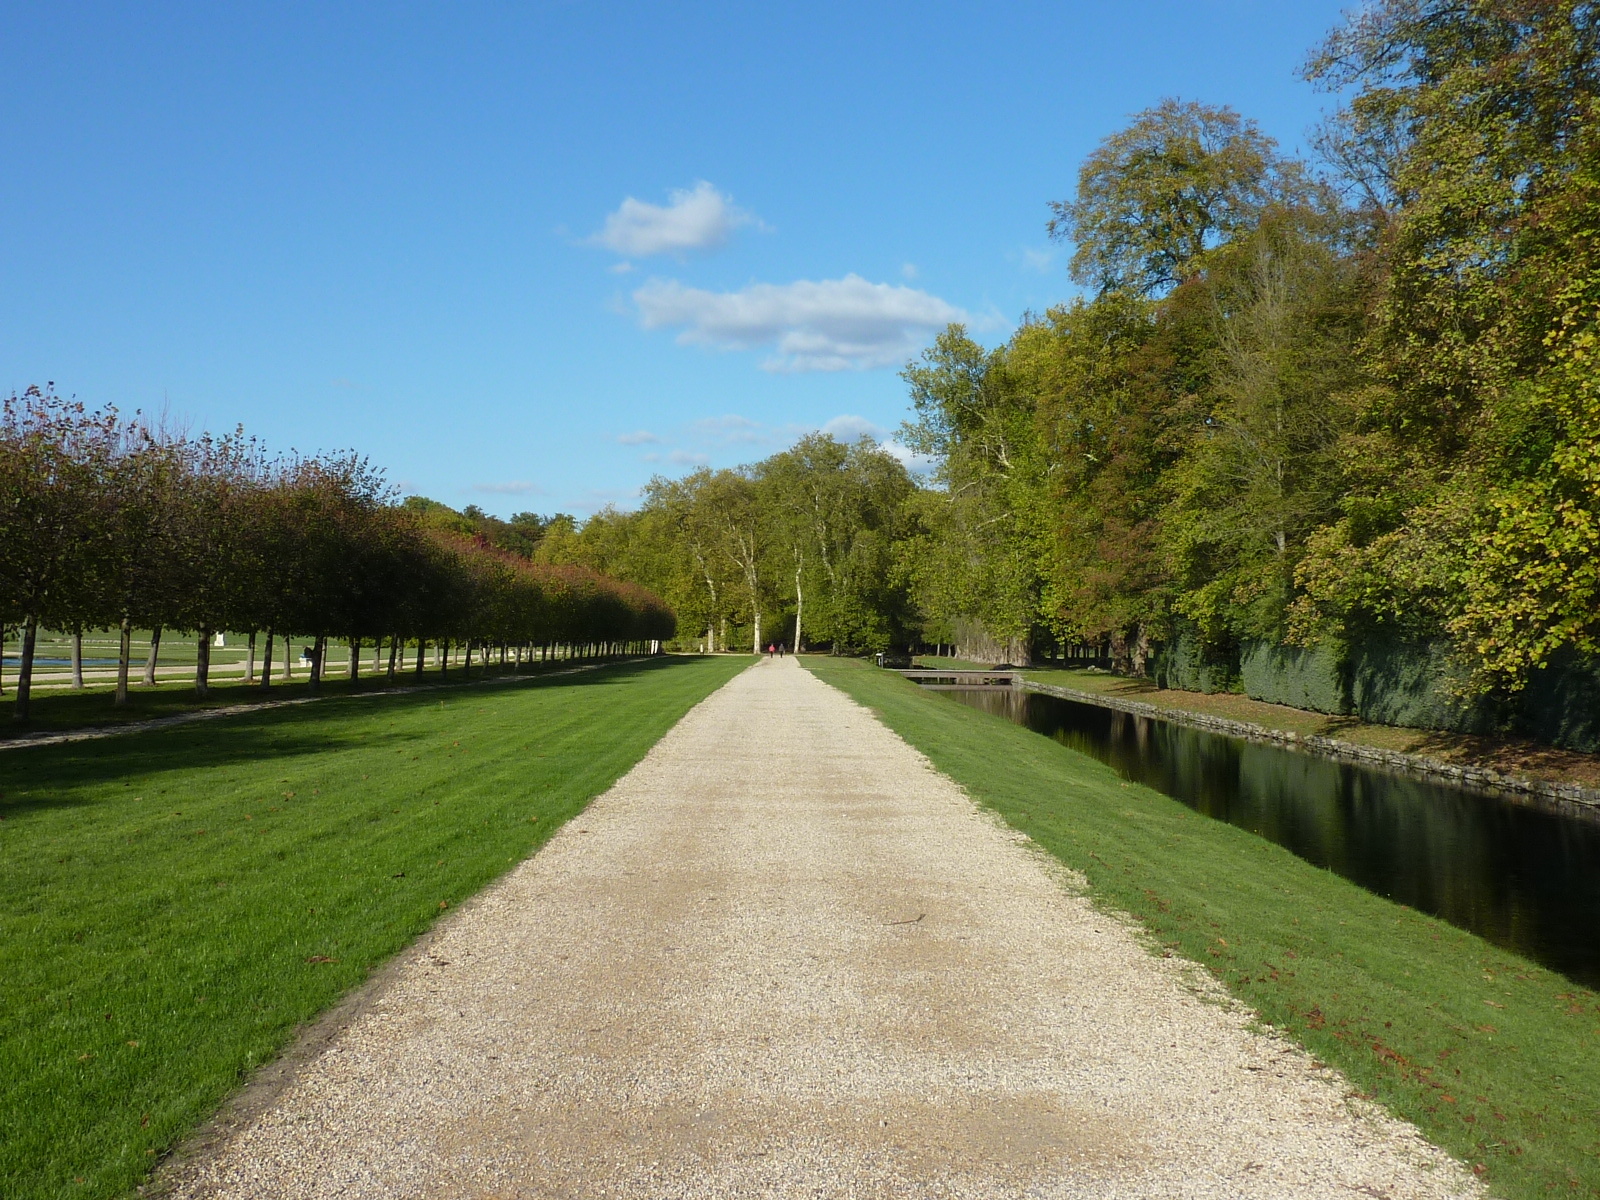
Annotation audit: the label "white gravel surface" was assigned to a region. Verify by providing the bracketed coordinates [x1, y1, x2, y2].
[165, 656, 1479, 1199]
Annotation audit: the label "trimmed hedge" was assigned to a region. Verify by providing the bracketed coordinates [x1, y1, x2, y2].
[1149, 627, 1600, 752]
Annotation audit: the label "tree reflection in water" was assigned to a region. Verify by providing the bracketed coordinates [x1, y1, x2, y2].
[944, 688, 1600, 988]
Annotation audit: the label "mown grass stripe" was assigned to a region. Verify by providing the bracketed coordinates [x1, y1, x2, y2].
[0, 654, 751, 1200]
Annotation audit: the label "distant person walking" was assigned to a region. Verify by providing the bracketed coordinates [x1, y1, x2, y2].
[766, 643, 776, 658]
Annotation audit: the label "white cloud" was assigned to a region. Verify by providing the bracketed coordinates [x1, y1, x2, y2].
[691, 414, 777, 445]
[590, 181, 756, 258]
[633, 273, 966, 372]
[624, 411, 935, 475]
[616, 429, 660, 445]
[821, 414, 885, 442]
[470, 481, 543, 495]
[881, 439, 938, 475]
[1018, 246, 1055, 273]
[901, 263, 919, 280]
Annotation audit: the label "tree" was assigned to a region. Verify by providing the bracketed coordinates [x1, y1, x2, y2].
[1048, 98, 1319, 296]
[1288, 0, 1600, 686]
[900, 322, 1074, 662]
[757, 434, 916, 652]
[1161, 213, 1367, 643]
[0, 388, 116, 718]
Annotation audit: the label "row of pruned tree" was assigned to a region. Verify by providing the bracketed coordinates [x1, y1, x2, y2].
[0, 387, 675, 718]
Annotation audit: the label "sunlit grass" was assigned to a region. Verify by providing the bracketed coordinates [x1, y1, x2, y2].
[806, 657, 1600, 1200]
[0, 654, 751, 1199]
[0, 653, 616, 736]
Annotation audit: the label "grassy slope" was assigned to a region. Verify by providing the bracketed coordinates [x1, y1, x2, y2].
[0, 654, 752, 1200]
[806, 657, 1599, 1200]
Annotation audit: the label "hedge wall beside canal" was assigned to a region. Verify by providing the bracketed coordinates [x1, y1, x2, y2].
[1240, 641, 1348, 715]
[1151, 629, 1600, 753]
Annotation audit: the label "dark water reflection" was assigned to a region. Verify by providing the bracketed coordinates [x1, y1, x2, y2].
[943, 687, 1600, 988]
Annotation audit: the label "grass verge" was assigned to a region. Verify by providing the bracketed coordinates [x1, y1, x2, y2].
[0, 654, 752, 1199]
[0, 656, 634, 738]
[805, 656, 1599, 1200]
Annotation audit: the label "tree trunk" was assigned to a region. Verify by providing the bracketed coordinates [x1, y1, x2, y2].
[196, 628, 212, 697]
[440, 638, 449, 676]
[373, 640, 383, 672]
[464, 641, 474, 676]
[142, 626, 162, 687]
[260, 628, 275, 689]
[115, 617, 133, 706]
[71, 631, 84, 690]
[415, 639, 427, 679]
[309, 634, 326, 693]
[349, 637, 360, 682]
[794, 564, 804, 654]
[246, 630, 257, 683]
[14, 617, 38, 721]
[386, 637, 398, 679]
[752, 611, 762, 655]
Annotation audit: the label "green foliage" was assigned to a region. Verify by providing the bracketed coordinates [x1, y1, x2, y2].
[1286, 1, 1600, 690]
[1450, 302, 1600, 682]
[899, 326, 1053, 657]
[1161, 213, 1367, 644]
[1048, 98, 1320, 296]
[425, 2, 1600, 705]
[537, 437, 917, 654]
[0, 399, 673, 719]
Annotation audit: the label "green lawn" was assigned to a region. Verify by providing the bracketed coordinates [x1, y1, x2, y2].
[0, 654, 751, 1199]
[804, 657, 1600, 1200]
[0, 653, 628, 737]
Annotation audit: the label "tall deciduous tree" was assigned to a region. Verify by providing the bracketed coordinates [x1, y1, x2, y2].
[1048, 98, 1319, 296]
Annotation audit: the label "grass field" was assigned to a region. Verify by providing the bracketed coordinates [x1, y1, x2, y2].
[805, 657, 1600, 1200]
[0, 652, 631, 738]
[0, 654, 752, 1199]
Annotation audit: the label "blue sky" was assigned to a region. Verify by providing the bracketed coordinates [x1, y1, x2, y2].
[2, 1, 1351, 516]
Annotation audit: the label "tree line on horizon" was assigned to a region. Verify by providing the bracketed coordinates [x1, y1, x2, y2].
[0, 390, 675, 720]
[515, 1, 1599, 700]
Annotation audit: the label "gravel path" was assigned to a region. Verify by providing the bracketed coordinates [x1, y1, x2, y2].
[165, 657, 1478, 1199]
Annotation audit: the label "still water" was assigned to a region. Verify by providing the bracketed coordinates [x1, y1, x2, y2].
[942, 687, 1600, 988]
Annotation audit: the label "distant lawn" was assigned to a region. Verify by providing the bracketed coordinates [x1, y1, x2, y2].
[0, 654, 751, 1200]
[0, 653, 622, 738]
[805, 657, 1600, 1200]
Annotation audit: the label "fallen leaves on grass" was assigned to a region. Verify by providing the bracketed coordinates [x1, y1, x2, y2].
[305, 955, 340, 964]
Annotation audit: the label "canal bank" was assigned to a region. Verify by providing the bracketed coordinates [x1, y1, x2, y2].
[805, 656, 1600, 1200]
[1021, 675, 1600, 813]
[1016, 667, 1600, 810]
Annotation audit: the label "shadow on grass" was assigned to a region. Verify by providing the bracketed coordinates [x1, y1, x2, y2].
[0, 656, 715, 820]
[0, 654, 704, 738]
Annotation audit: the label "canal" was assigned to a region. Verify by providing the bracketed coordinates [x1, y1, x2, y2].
[941, 686, 1600, 988]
